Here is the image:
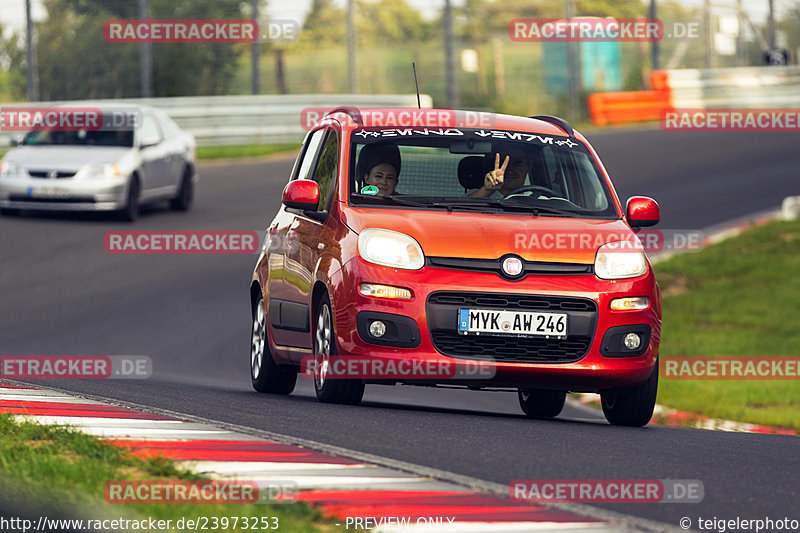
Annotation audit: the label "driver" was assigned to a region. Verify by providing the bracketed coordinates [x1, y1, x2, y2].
[467, 148, 530, 198]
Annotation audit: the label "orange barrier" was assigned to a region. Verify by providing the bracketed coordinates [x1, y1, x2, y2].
[587, 70, 672, 126]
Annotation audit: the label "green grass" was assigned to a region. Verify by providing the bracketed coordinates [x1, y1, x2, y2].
[196, 143, 299, 161]
[654, 220, 800, 430]
[0, 415, 337, 532]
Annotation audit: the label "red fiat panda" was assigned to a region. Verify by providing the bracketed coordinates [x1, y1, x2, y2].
[250, 108, 661, 426]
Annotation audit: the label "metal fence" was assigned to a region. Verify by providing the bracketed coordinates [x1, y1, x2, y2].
[0, 94, 433, 147]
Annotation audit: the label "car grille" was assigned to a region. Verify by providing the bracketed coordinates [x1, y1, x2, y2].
[427, 257, 592, 279]
[27, 170, 77, 179]
[430, 332, 592, 363]
[8, 195, 93, 203]
[428, 292, 596, 311]
[427, 291, 598, 363]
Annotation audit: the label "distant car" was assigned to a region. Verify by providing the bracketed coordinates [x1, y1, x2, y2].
[249, 108, 662, 427]
[0, 104, 196, 221]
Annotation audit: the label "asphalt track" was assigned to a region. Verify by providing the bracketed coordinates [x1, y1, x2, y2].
[1, 126, 798, 530]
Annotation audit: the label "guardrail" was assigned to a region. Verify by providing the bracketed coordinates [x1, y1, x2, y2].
[588, 66, 800, 126]
[0, 93, 433, 147]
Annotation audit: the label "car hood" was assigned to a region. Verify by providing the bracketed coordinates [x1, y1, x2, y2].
[4, 146, 132, 171]
[342, 206, 637, 264]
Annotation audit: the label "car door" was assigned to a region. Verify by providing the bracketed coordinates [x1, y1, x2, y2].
[153, 111, 186, 190]
[266, 128, 327, 349]
[279, 128, 341, 352]
[137, 113, 171, 198]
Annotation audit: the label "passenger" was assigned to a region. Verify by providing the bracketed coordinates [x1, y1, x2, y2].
[468, 148, 530, 198]
[358, 143, 401, 196]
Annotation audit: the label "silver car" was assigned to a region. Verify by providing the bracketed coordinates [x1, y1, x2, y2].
[0, 104, 197, 221]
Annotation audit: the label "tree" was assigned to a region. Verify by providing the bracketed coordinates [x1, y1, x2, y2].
[0, 22, 27, 101]
[33, 0, 249, 100]
[356, 0, 435, 45]
[296, 0, 346, 49]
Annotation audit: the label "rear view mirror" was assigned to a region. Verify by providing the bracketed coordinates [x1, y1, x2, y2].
[626, 196, 660, 228]
[10, 134, 24, 147]
[449, 141, 492, 154]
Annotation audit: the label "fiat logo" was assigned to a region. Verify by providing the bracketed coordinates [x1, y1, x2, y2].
[501, 256, 523, 277]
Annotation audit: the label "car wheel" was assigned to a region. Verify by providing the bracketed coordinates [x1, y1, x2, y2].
[313, 293, 365, 405]
[518, 389, 566, 418]
[118, 176, 140, 222]
[251, 295, 297, 394]
[0, 208, 20, 217]
[601, 362, 658, 427]
[170, 168, 194, 211]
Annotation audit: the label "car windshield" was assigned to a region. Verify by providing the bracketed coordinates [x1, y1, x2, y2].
[23, 128, 134, 148]
[349, 128, 618, 218]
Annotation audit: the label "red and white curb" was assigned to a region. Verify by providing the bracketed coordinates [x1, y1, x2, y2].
[573, 394, 797, 435]
[0, 383, 636, 532]
[623, 205, 798, 435]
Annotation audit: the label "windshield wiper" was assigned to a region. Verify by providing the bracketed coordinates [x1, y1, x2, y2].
[351, 194, 428, 208]
[428, 198, 521, 212]
[505, 202, 581, 217]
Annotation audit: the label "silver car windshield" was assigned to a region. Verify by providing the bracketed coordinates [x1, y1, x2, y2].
[23, 128, 134, 148]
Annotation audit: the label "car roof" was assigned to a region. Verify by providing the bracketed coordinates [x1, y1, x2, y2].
[323, 108, 584, 141]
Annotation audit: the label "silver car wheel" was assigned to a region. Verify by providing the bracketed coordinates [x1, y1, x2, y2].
[314, 303, 332, 389]
[251, 300, 265, 380]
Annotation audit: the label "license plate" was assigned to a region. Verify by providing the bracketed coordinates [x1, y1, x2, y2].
[29, 186, 70, 198]
[458, 308, 568, 337]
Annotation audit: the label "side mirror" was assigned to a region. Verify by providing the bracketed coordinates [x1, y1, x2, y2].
[140, 135, 160, 148]
[626, 196, 660, 228]
[10, 134, 24, 147]
[282, 180, 320, 211]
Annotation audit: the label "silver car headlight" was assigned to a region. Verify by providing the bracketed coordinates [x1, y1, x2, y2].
[83, 163, 121, 180]
[0, 161, 23, 179]
[358, 228, 425, 270]
[595, 242, 647, 280]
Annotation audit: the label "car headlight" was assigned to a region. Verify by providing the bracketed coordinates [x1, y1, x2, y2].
[83, 163, 121, 180]
[0, 161, 22, 179]
[595, 242, 647, 280]
[358, 228, 424, 270]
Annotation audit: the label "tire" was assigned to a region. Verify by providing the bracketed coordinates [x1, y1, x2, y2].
[170, 168, 194, 211]
[251, 295, 297, 394]
[0, 208, 20, 217]
[518, 389, 566, 418]
[118, 176, 140, 222]
[601, 362, 658, 427]
[313, 293, 364, 405]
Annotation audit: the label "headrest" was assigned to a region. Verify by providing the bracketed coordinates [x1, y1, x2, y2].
[358, 143, 401, 177]
[458, 155, 487, 190]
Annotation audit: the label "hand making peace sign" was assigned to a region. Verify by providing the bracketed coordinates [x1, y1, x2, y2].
[483, 153, 510, 193]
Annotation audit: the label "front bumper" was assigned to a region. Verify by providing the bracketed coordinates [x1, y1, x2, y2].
[0, 176, 127, 211]
[328, 257, 661, 392]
